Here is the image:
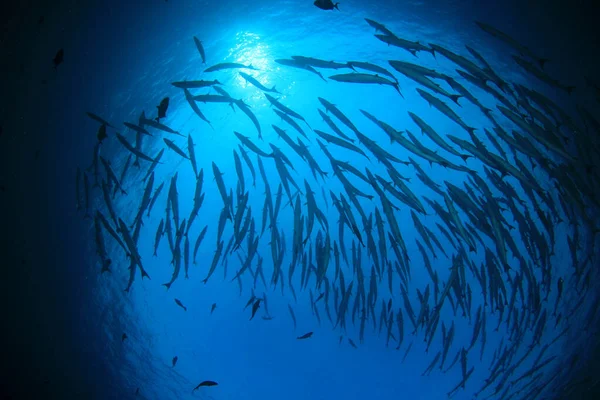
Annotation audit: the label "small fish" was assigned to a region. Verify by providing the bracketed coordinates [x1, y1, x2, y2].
[250, 299, 261, 320]
[172, 356, 178, 367]
[163, 138, 190, 160]
[211, 303, 217, 314]
[314, 0, 339, 11]
[122, 333, 128, 342]
[86, 112, 113, 127]
[193, 36, 206, 64]
[124, 122, 151, 136]
[348, 338, 358, 348]
[245, 295, 257, 310]
[156, 97, 169, 122]
[97, 124, 107, 143]
[193, 381, 218, 391]
[174, 298, 187, 311]
[297, 331, 314, 340]
[205, 62, 258, 72]
[53, 48, 64, 69]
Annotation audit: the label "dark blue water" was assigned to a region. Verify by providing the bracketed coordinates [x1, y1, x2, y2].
[2, 1, 600, 399]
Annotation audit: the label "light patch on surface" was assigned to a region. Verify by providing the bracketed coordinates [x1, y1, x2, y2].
[229, 32, 274, 104]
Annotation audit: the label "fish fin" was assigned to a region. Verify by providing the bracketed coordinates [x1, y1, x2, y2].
[538, 58, 550, 69]
[459, 154, 472, 163]
[409, 49, 418, 57]
[449, 95, 461, 105]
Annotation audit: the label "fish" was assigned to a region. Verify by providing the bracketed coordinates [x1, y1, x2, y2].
[192, 94, 238, 104]
[317, 109, 354, 142]
[172, 356, 178, 367]
[205, 62, 258, 72]
[512, 55, 574, 93]
[388, 61, 460, 104]
[123, 122, 152, 136]
[193, 381, 218, 391]
[317, 97, 359, 134]
[163, 138, 190, 160]
[234, 131, 273, 157]
[275, 58, 327, 81]
[183, 88, 212, 127]
[273, 109, 308, 139]
[329, 73, 401, 96]
[291, 56, 349, 70]
[476, 21, 548, 69]
[364, 18, 396, 36]
[234, 99, 262, 139]
[202, 240, 224, 284]
[250, 298, 262, 320]
[375, 34, 434, 56]
[193, 36, 206, 63]
[86, 112, 113, 127]
[211, 303, 217, 314]
[297, 331, 314, 339]
[288, 304, 297, 330]
[314, 0, 339, 11]
[115, 133, 156, 164]
[52, 48, 64, 69]
[97, 124, 107, 142]
[314, 131, 368, 160]
[264, 93, 310, 128]
[153, 219, 164, 256]
[155, 97, 169, 122]
[139, 111, 182, 136]
[417, 89, 475, 135]
[171, 79, 220, 89]
[408, 111, 471, 161]
[193, 226, 208, 264]
[122, 333, 127, 342]
[239, 71, 279, 93]
[347, 61, 396, 81]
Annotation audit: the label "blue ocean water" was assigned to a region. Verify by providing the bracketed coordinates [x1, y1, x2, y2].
[2, 1, 600, 400]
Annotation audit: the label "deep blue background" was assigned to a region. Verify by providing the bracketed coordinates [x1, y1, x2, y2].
[1, 0, 600, 399]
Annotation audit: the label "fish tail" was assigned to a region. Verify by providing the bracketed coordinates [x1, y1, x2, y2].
[101, 259, 112, 274]
[334, 3, 340, 10]
[162, 282, 172, 290]
[459, 154, 472, 163]
[449, 95, 462, 105]
[467, 126, 476, 135]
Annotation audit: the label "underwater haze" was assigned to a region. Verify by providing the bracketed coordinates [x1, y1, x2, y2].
[2, 0, 600, 400]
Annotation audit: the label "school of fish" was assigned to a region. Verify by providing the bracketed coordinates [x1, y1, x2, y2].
[76, 15, 600, 400]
